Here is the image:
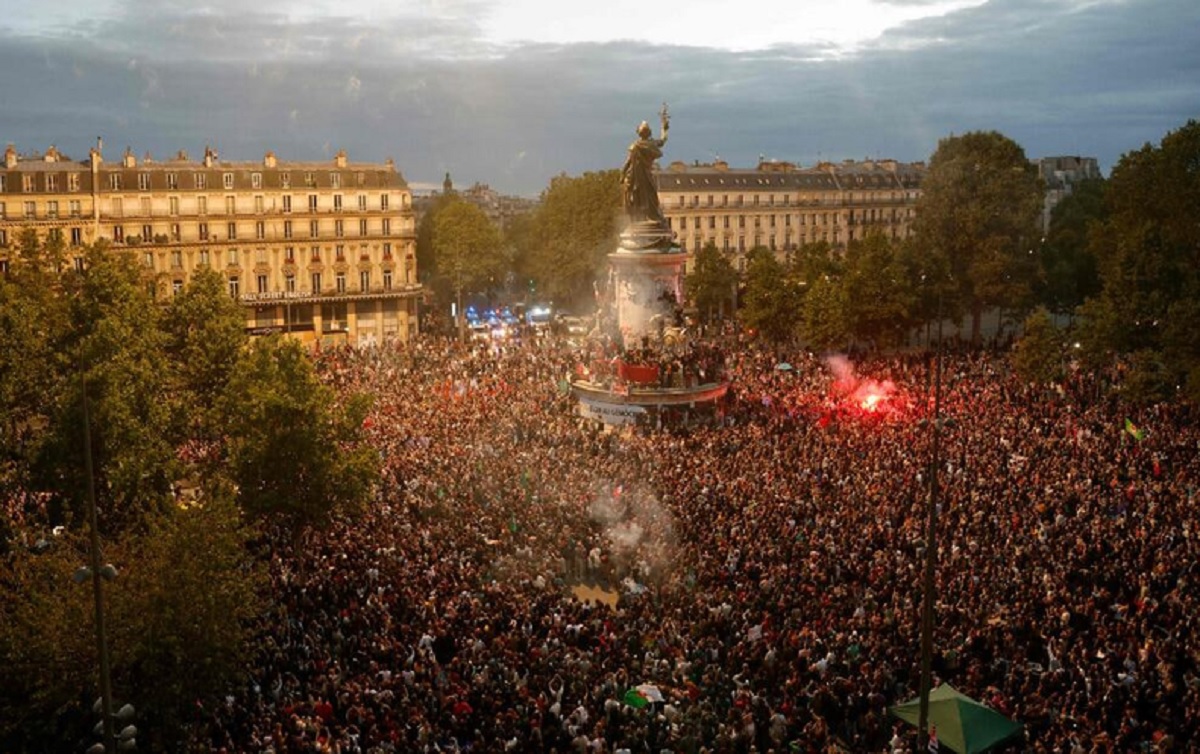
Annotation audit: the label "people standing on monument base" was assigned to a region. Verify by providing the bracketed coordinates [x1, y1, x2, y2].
[186, 332, 1199, 753]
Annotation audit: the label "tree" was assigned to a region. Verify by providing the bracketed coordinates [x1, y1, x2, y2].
[840, 232, 920, 348]
[742, 247, 802, 343]
[432, 199, 505, 340]
[1012, 308, 1062, 384]
[33, 246, 177, 535]
[0, 497, 264, 752]
[219, 335, 379, 528]
[685, 241, 738, 322]
[1037, 179, 1105, 318]
[162, 267, 249, 456]
[801, 272, 849, 352]
[913, 131, 1043, 344]
[519, 170, 622, 309]
[1079, 119, 1200, 401]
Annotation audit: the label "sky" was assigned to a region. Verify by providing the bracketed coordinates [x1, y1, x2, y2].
[0, 0, 1196, 196]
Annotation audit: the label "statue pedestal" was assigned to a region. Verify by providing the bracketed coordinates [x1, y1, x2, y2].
[609, 244, 686, 349]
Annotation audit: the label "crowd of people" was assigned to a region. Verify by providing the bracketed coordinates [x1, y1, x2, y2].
[189, 332, 1199, 753]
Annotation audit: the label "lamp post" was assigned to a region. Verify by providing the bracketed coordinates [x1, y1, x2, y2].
[917, 293, 946, 750]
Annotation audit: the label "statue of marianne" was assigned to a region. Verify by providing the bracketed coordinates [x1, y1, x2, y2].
[621, 104, 670, 228]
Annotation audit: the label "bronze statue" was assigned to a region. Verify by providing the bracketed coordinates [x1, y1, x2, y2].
[621, 104, 670, 229]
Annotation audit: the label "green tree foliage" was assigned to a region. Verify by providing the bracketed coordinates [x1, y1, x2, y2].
[34, 247, 176, 534]
[1037, 179, 1105, 317]
[0, 498, 264, 751]
[801, 272, 849, 352]
[1012, 307, 1062, 384]
[1080, 120, 1200, 402]
[163, 267, 249, 451]
[840, 232, 920, 348]
[219, 335, 379, 527]
[432, 199, 505, 336]
[685, 241, 738, 322]
[415, 192, 457, 282]
[742, 247, 802, 343]
[913, 131, 1043, 343]
[519, 170, 622, 309]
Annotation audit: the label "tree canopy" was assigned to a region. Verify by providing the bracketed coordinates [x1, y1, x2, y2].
[685, 241, 738, 322]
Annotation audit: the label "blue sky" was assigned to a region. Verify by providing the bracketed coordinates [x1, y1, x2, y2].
[0, 0, 1196, 195]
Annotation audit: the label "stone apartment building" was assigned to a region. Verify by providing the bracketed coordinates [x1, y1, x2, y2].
[0, 142, 420, 346]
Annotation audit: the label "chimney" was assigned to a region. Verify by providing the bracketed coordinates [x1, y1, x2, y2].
[4, 143, 16, 169]
[176, 149, 189, 161]
[264, 150, 277, 168]
[44, 145, 59, 163]
[123, 147, 137, 168]
[204, 145, 216, 168]
[334, 149, 347, 168]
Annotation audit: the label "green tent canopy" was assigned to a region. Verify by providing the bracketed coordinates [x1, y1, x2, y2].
[888, 684, 1022, 754]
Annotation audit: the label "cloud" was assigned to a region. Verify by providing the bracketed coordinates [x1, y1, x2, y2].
[0, 0, 1195, 195]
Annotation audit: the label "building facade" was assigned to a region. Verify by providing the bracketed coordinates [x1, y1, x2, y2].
[0, 143, 420, 346]
[655, 158, 926, 273]
[1036, 155, 1101, 233]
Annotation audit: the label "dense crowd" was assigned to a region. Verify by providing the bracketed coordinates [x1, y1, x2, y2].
[190, 333, 1199, 753]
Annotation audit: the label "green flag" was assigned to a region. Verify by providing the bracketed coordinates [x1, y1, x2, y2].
[1124, 418, 1145, 442]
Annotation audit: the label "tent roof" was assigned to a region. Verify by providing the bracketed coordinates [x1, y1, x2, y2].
[889, 684, 1022, 754]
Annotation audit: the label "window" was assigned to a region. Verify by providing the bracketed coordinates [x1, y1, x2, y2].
[113, 226, 124, 242]
[360, 270, 370, 291]
[285, 246, 295, 263]
[198, 249, 209, 266]
[172, 280, 183, 296]
[23, 174, 36, 192]
[144, 252, 155, 268]
[335, 272, 346, 293]
[46, 174, 58, 191]
[356, 172, 366, 187]
[382, 242, 392, 259]
[309, 219, 319, 238]
[228, 248, 239, 266]
[22, 201, 35, 218]
[282, 195, 292, 214]
[380, 194, 389, 211]
[335, 220, 344, 237]
[0, 201, 4, 219]
[257, 274, 268, 294]
[330, 173, 341, 189]
[255, 221, 265, 240]
[359, 219, 367, 236]
[171, 223, 181, 241]
[111, 198, 123, 217]
[0, 175, 5, 192]
[169, 197, 179, 215]
[311, 246, 321, 262]
[166, 172, 178, 190]
[225, 196, 236, 215]
[140, 197, 151, 216]
[254, 195, 264, 214]
[68, 173, 80, 192]
[383, 269, 393, 290]
[142, 224, 152, 240]
[227, 222, 237, 240]
[47, 201, 59, 218]
[222, 173, 234, 189]
[308, 194, 318, 212]
[74, 256, 85, 272]
[255, 248, 267, 265]
[228, 276, 239, 299]
[197, 196, 207, 215]
[195, 173, 206, 190]
[284, 220, 293, 239]
[333, 194, 343, 212]
[0, 258, 7, 274]
[171, 250, 182, 269]
[285, 273, 295, 293]
[251, 173, 262, 189]
[138, 173, 151, 191]
[71, 227, 83, 246]
[335, 245, 345, 261]
[304, 172, 314, 187]
[280, 173, 291, 190]
[357, 195, 367, 211]
[381, 218, 390, 235]
[311, 272, 322, 293]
